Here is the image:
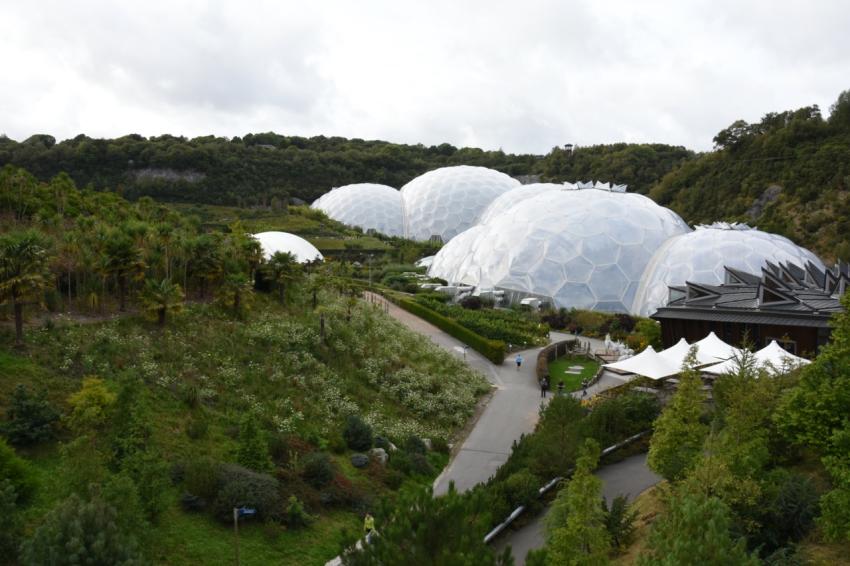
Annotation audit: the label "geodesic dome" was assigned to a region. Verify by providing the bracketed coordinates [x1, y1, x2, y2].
[428, 186, 691, 312]
[478, 182, 574, 224]
[253, 231, 324, 263]
[632, 223, 825, 316]
[400, 165, 520, 242]
[311, 183, 404, 237]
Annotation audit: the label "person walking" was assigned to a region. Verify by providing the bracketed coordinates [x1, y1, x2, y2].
[364, 512, 376, 543]
[540, 376, 549, 398]
[515, 353, 523, 371]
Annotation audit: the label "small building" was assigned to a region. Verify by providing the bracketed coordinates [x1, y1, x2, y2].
[652, 261, 848, 356]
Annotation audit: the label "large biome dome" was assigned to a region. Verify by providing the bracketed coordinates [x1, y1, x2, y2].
[253, 231, 324, 263]
[428, 187, 691, 313]
[401, 165, 520, 242]
[311, 183, 404, 237]
[478, 182, 574, 224]
[632, 223, 825, 316]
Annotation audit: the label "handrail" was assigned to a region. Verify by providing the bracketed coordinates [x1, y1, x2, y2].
[482, 429, 650, 544]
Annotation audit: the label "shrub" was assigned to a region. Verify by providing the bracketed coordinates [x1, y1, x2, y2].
[283, 495, 312, 529]
[3, 384, 60, 446]
[0, 438, 36, 504]
[212, 464, 281, 522]
[66, 376, 116, 433]
[460, 296, 483, 310]
[122, 450, 171, 522]
[404, 435, 427, 455]
[374, 436, 391, 451]
[501, 470, 541, 512]
[20, 492, 144, 566]
[237, 412, 273, 473]
[408, 453, 433, 477]
[185, 415, 209, 440]
[302, 452, 334, 489]
[183, 457, 220, 502]
[431, 437, 450, 454]
[0, 480, 21, 559]
[603, 495, 639, 552]
[750, 470, 819, 554]
[390, 297, 506, 363]
[343, 415, 373, 451]
[384, 469, 405, 490]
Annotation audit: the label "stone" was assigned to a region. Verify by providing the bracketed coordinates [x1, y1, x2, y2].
[351, 453, 369, 468]
[369, 447, 388, 466]
[422, 438, 432, 451]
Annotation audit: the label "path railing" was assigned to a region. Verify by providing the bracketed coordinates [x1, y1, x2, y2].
[482, 430, 650, 544]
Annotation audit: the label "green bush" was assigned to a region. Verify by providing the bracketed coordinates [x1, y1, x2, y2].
[0, 480, 21, 559]
[20, 492, 144, 566]
[183, 457, 220, 502]
[404, 435, 427, 455]
[0, 438, 36, 505]
[212, 464, 281, 522]
[604, 495, 639, 553]
[501, 470, 541, 512]
[3, 384, 60, 446]
[302, 452, 335, 489]
[283, 495, 312, 529]
[391, 296, 506, 363]
[343, 415, 373, 451]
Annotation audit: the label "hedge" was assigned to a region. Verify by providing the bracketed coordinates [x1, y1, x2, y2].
[391, 297, 506, 364]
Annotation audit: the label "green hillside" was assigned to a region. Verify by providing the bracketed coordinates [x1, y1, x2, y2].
[650, 90, 850, 261]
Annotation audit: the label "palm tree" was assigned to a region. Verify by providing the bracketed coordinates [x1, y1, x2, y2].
[217, 269, 253, 318]
[263, 251, 301, 303]
[104, 231, 146, 312]
[0, 230, 53, 346]
[139, 278, 184, 327]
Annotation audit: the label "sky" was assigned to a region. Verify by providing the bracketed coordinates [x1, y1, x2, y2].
[2, 0, 849, 154]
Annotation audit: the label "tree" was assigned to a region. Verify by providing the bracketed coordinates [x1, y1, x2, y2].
[263, 251, 301, 303]
[3, 384, 60, 446]
[0, 229, 52, 346]
[0, 438, 37, 504]
[20, 492, 144, 566]
[647, 346, 707, 481]
[139, 277, 184, 326]
[637, 490, 758, 566]
[66, 377, 116, 434]
[103, 231, 146, 312]
[341, 483, 512, 566]
[545, 439, 611, 566]
[236, 412, 273, 473]
[0, 480, 22, 559]
[217, 267, 253, 318]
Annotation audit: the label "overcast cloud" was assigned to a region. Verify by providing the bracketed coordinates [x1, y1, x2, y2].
[2, 0, 848, 153]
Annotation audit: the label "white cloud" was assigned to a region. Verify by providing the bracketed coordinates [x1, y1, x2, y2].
[1, 0, 848, 153]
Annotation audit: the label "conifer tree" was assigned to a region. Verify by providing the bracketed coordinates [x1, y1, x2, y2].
[236, 412, 273, 473]
[546, 439, 611, 566]
[647, 346, 707, 481]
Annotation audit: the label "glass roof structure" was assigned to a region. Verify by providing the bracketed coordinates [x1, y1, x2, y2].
[311, 183, 404, 237]
[632, 223, 825, 316]
[428, 186, 691, 312]
[400, 165, 519, 242]
[477, 182, 574, 224]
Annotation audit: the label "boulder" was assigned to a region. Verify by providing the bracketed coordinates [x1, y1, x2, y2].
[351, 453, 370, 468]
[369, 448, 388, 466]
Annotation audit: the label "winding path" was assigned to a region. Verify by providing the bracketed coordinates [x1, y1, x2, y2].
[334, 297, 656, 566]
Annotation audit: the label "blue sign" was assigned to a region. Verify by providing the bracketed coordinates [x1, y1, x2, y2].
[237, 507, 257, 517]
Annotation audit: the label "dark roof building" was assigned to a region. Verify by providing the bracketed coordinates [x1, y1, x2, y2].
[652, 261, 849, 357]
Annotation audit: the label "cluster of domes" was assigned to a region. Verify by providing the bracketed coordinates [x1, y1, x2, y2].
[311, 166, 518, 242]
[310, 166, 823, 316]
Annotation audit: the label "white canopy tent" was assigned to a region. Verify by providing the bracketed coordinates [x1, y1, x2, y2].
[703, 340, 811, 376]
[658, 338, 692, 369]
[692, 332, 741, 366]
[603, 346, 681, 380]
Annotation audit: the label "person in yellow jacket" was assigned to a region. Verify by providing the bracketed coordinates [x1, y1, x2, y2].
[364, 512, 376, 542]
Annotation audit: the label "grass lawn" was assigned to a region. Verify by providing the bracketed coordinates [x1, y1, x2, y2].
[547, 355, 600, 391]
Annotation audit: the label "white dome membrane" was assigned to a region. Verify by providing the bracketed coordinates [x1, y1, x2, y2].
[478, 182, 574, 225]
[400, 165, 520, 242]
[253, 231, 324, 263]
[429, 189, 691, 313]
[311, 183, 403, 237]
[632, 223, 825, 317]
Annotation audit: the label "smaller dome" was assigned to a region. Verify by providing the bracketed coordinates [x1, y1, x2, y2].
[253, 231, 324, 263]
[312, 183, 404, 237]
[633, 222, 824, 316]
[400, 165, 520, 242]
